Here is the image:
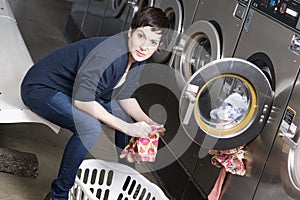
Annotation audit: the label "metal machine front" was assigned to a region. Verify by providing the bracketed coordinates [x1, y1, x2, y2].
[164, 1, 251, 196]
[172, 0, 251, 90]
[254, 72, 300, 200]
[251, 0, 300, 199]
[98, 0, 153, 36]
[173, 20, 221, 90]
[151, 0, 183, 63]
[192, 0, 251, 58]
[220, 0, 300, 199]
[65, 0, 152, 41]
[179, 58, 273, 150]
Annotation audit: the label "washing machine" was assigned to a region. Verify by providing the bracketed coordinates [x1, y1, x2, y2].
[64, 0, 99, 42]
[64, 0, 153, 42]
[218, 0, 300, 199]
[254, 72, 300, 199]
[161, 0, 252, 196]
[97, 0, 153, 36]
[151, 0, 200, 64]
[174, 0, 251, 85]
[134, 1, 206, 198]
[139, 34, 275, 200]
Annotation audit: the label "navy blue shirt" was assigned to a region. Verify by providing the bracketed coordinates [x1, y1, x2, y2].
[21, 33, 145, 107]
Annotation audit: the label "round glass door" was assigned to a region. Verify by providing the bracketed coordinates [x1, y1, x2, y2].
[175, 20, 221, 83]
[194, 75, 256, 138]
[179, 58, 273, 150]
[151, 0, 183, 63]
[112, 0, 126, 14]
[288, 135, 300, 191]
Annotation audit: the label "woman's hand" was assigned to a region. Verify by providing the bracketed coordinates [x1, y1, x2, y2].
[148, 121, 166, 136]
[124, 121, 152, 138]
[153, 125, 166, 136]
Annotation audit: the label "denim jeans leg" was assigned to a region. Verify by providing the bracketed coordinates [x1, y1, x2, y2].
[29, 92, 102, 200]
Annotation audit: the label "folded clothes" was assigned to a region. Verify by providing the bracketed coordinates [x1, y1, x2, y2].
[120, 126, 160, 164]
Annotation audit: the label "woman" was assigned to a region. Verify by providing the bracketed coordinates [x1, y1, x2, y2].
[21, 7, 170, 200]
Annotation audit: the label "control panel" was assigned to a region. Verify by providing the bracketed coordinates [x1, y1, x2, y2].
[252, 0, 300, 32]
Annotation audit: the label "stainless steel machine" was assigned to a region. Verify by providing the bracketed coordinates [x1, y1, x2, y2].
[178, 57, 273, 196]
[151, 0, 200, 63]
[138, 0, 254, 198]
[64, 0, 100, 42]
[254, 73, 300, 200]
[173, 0, 250, 84]
[220, 0, 300, 199]
[64, 0, 153, 42]
[151, 0, 183, 63]
[97, 0, 153, 36]
[164, 0, 253, 197]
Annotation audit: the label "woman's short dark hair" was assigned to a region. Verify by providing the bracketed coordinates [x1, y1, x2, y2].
[130, 7, 170, 35]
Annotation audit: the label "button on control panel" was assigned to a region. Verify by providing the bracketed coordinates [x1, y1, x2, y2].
[234, 3, 246, 20]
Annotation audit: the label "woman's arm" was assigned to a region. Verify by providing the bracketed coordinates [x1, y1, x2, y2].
[74, 100, 151, 138]
[117, 98, 152, 124]
[117, 98, 166, 135]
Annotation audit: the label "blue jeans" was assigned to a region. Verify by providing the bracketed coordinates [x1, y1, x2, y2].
[26, 92, 132, 200]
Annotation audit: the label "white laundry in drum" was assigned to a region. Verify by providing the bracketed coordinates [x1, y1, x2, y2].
[210, 92, 248, 123]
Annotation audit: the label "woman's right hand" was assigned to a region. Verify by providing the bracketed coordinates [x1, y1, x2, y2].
[124, 121, 152, 138]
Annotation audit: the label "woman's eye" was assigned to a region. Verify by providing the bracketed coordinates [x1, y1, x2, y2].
[151, 41, 158, 46]
[137, 33, 144, 39]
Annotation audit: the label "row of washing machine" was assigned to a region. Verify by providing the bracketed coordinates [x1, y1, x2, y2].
[137, 1, 300, 199]
[64, 0, 300, 199]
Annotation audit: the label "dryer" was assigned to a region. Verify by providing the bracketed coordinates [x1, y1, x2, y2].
[174, 0, 250, 85]
[220, 0, 300, 199]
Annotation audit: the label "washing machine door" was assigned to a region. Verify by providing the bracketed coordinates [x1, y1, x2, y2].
[174, 20, 221, 89]
[98, 0, 152, 36]
[282, 130, 300, 196]
[122, 0, 154, 31]
[151, 0, 183, 63]
[179, 58, 273, 150]
[280, 86, 300, 197]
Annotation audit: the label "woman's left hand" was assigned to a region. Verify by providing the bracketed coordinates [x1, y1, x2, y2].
[149, 122, 166, 136]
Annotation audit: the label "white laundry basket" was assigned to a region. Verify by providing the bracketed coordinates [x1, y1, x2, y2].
[69, 159, 169, 200]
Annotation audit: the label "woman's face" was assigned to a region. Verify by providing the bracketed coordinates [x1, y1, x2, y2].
[128, 26, 162, 62]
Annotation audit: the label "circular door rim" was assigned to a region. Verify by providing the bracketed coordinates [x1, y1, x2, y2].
[112, 0, 127, 17]
[152, 0, 183, 63]
[175, 20, 221, 83]
[179, 57, 273, 150]
[282, 131, 300, 194]
[193, 73, 258, 138]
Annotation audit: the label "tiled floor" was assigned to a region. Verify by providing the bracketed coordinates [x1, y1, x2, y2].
[0, 1, 120, 199]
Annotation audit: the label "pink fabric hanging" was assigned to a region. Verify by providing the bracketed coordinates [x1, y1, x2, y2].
[208, 145, 246, 200]
[120, 126, 160, 164]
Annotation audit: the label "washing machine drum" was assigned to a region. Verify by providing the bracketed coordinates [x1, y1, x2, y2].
[174, 20, 221, 89]
[179, 58, 273, 150]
